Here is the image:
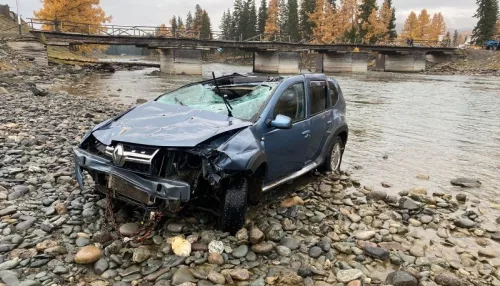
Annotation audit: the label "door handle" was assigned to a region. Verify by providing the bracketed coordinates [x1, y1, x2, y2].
[327, 120, 332, 124]
[302, 130, 311, 138]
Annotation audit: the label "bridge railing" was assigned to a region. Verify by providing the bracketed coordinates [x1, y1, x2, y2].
[26, 18, 453, 48]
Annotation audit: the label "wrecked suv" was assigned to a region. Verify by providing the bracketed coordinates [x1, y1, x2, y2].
[74, 73, 348, 233]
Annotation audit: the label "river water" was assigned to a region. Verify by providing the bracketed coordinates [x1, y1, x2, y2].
[54, 63, 500, 217]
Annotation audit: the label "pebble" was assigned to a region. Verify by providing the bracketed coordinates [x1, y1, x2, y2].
[74, 245, 102, 264]
[119, 223, 140, 237]
[337, 269, 363, 283]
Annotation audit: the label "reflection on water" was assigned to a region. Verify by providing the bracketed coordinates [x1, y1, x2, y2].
[53, 64, 500, 221]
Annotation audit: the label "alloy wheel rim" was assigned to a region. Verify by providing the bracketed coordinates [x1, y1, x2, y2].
[330, 143, 341, 171]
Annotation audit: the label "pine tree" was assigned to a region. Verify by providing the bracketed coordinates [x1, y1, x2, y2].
[258, 0, 268, 33]
[200, 10, 212, 39]
[300, 0, 316, 40]
[338, 0, 360, 43]
[402, 11, 419, 40]
[452, 29, 459, 46]
[417, 9, 431, 40]
[363, 8, 388, 43]
[383, 0, 397, 39]
[249, 0, 258, 37]
[186, 11, 193, 31]
[193, 4, 204, 34]
[264, 0, 280, 38]
[445, 31, 451, 46]
[288, 0, 300, 41]
[358, 0, 378, 41]
[279, 0, 289, 35]
[170, 16, 178, 37]
[472, 0, 499, 45]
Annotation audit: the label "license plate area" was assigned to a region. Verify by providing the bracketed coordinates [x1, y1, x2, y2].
[108, 175, 152, 205]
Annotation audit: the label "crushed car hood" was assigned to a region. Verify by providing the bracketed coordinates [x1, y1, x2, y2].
[92, 101, 253, 147]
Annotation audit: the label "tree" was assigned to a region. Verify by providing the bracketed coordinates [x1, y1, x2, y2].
[417, 9, 432, 40]
[340, 0, 361, 43]
[177, 16, 185, 36]
[287, 0, 300, 41]
[264, 0, 280, 38]
[193, 4, 204, 33]
[444, 31, 451, 46]
[300, 0, 316, 40]
[309, 0, 328, 43]
[258, 0, 268, 33]
[452, 29, 459, 46]
[472, 0, 499, 45]
[279, 0, 289, 35]
[382, 0, 397, 39]
[34, 0, 111, 53]
[157, 23, 168, 36]
[220, 10, 233, 39]
[200, 10, 212, 39]
[249, 0, 258, 37]
[170, 16, 178, 37]
[401, 11, 419, 40]
[186, 11, 193, 31]
[358, 0, 377, 41]
[430, 13, 446, 41]
[362, 8, 388, 43]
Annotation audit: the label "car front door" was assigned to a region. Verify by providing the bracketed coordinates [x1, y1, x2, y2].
[305, 80, 333, 164]
[263, 82, 309, 183]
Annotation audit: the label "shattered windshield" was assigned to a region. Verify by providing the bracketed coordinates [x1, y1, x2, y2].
[157, 82, 277, 121]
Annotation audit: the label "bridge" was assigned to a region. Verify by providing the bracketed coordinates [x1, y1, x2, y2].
[27, 19, 458, 75]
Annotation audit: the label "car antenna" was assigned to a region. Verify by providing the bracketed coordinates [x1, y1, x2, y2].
[212, 72, 233, 118]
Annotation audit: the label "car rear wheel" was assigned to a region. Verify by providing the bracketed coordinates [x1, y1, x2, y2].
[320, 136, 344, 172]
[219, 177, 248, 234]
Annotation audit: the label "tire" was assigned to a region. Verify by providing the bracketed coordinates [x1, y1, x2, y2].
[219, 177, 248, 234]
[247, 176, 263, 206]
[320, 136, 345, 172]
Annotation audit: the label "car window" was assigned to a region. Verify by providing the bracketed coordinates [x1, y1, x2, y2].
[273, 82, 306, 122]
[329, 81, 339, 106]
[310, 81, 328, 115]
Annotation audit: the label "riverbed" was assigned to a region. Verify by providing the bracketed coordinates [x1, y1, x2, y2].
[51, 64, 500, 214]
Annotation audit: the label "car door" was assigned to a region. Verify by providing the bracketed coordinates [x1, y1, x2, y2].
[305, 80, 333, 164]
[263, 81, 309, 183]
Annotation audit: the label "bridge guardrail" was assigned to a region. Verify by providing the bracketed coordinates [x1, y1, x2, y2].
[26, 18, 455, 48]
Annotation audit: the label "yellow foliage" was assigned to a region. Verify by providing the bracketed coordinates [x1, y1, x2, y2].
[401, 12, 419, 39]
[157, 24, 169, 37]
[362, 8, 389, 43]
[34, 0, 111, 54]
[429, 13, 446, 41]
[417, 9, 431, 40]
[264, 0, 280, 39]
[308, 0, 358, 43]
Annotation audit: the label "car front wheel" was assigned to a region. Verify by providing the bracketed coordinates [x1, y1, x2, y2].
[320, 136, 344, 172]
[219, 177, 248, 234]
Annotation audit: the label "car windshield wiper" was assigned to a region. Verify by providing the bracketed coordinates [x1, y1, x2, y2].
[174, 97, 185, 106]
[212, 72, 233, 117]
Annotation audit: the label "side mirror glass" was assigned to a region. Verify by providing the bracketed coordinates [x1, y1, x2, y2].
[270, 114, 292, 129]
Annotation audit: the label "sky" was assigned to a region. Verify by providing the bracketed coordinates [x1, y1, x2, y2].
[2, 0, 478, 32]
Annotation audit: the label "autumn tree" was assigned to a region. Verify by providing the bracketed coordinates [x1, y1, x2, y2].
[430, 13, 446, 41]
[339, 0, 360, 42]
[401, 11, 419, 40]
[258, 0, 268, 33]
[362, 8, 389, 43]
[472, 0, 499, 44]
[300, 0, 316, 40]
[264, 0, 280, 38]
[157, 24, 168, 36]
[417, 9, 431, 40]
[34, 0, 111, 53]
[358, 0, 377, 40]
[308, 0, 330, 43]
[382, 0, 397, 40]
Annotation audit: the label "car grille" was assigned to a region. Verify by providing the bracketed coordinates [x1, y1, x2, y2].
[104, 143, 159, 174]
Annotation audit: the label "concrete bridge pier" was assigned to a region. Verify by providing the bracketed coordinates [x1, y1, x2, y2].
[253, 51, 299, 74]
[159, 48, 202, 75]
[315, 52, 368, 73]
[426, 53, 457, 64]
[381, 53, 426, 72]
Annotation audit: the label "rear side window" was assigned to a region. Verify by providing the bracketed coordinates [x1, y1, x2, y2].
[310, 81, 328, 115]
[329, 81, 339, 106]
[273, 82, 306, 122]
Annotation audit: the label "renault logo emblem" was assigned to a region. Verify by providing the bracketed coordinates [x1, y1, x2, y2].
[112, 144, 125, 166]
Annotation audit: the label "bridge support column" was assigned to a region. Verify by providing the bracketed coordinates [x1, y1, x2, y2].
[253, 51, 299, 74]
[316, 52, 368, 73]
[159, 48, 202, 75]
[426, 53, 457, 64]
[383, 53, 426, 72]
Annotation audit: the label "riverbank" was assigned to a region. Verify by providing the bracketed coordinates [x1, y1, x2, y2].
[426, 49, 500, 76]
[2, 39, 500, 286]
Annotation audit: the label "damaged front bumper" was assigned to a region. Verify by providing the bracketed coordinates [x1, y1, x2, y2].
[74, 148, 191, 208]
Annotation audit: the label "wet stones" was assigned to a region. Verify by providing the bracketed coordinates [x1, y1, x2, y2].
[451, 177, 481, 188]
[94, 258, 109, 275]
[119, 223, 140, 237]
[249, 227, 265, 244]
[308, 246, 322, 259]
[264, 224, 284, 242]
[74, 245, 102, 264]
[386, 271, 418, 286]
[132, 247, 151, 263]
[363, 246, 389, 260]
[251, 242, 273, 254]
[172, 267, 196, 285]
[232, 244, 249, 258]
[208, 252, 224, 265]
[280, 237, 300, 250]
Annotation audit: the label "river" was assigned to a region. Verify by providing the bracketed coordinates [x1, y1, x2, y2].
[53, 63, 500, 218]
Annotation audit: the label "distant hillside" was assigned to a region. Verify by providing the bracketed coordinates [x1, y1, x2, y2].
[0, 15, 30, 37]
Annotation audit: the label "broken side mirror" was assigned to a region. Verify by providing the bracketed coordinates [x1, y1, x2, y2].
[269, 114, 292, 129]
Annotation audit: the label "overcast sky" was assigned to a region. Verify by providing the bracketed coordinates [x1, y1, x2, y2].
[3, 0, 477, 31]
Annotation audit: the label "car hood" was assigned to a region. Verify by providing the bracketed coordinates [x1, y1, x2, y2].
[92, 101, 253, 147]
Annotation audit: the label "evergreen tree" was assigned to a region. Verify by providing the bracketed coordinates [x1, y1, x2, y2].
[452, 29, 459, 46]
[383, 0, 397, 39]
[249, 0, 258, 37]
[279, 0, 289, 35]
[445, 31, 451, 46]
[193, 4, 204, 33]
[472, 0, 499, 45]
[220, 10, 233, 39]
[258, 0, 267, 33]
[186, 11, 193, 31]
[170, 16, 178, 37]
[232, 0, 244, 39]
[200, 10, 212, 39]
[300, 0, 316, 40]
[288, 0, 300, 41]
[358, 0, 378, 41]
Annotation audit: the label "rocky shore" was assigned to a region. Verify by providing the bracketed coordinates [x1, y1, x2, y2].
[2, 38, 500, 286]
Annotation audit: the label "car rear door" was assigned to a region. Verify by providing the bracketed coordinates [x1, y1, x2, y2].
[263, 81, 309, 183]
[305, 80, 333, 164]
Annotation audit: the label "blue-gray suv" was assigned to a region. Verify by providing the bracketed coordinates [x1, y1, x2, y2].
[74, 73, 348, 233]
